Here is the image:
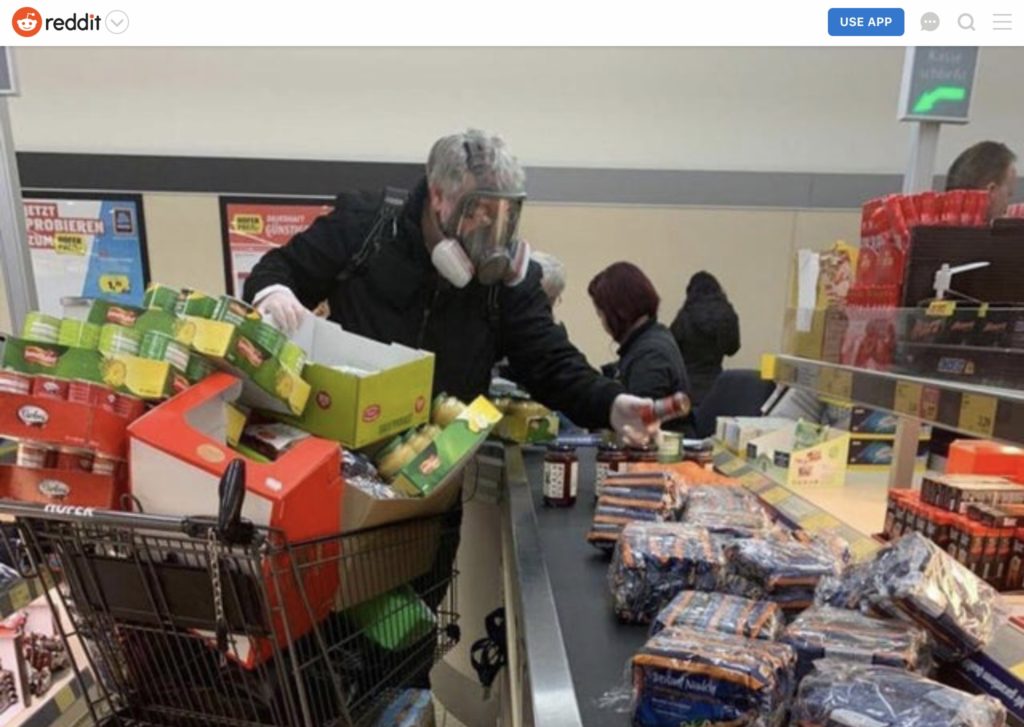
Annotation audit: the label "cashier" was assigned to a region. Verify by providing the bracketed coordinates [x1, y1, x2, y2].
[945, 141, 1017, 220]
[244, 129, 657, 443]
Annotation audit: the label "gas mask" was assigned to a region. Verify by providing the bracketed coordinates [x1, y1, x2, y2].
[431, 191, 530, 288]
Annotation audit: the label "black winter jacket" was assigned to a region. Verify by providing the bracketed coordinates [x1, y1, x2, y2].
[669, 295, 740, 405]
[243, 178, 623, 429]
[616, 319, 690, 402]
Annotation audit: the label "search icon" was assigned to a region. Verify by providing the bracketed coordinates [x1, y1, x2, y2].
[958, 12, 975, 30]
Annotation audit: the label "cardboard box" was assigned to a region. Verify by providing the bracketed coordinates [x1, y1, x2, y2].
[128, 373, 342, 668]
[2, 337, 181, 401]
[846, 436, 929, 468]
[392, 397, 502, 497]
[493, 402, 559, 444]
[0, 391, 131, 458]
[187, 316, 310, 416]
[288, 317, 434, 448]
[747, 421, 850, 487]
[87, 300, 196, 346]
[715, 417, 792, 455]
[948, 440, 1024, 480]
[0, 465, 126, 509]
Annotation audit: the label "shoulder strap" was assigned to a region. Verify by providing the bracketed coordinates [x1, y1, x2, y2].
[336, 186, 409, 282]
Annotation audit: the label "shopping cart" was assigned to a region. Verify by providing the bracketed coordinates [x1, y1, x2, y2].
[0, 460, 461, 726]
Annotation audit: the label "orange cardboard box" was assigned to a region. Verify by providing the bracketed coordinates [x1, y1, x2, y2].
[128, 373, 342, 668]
[948, 440, 1024, 480]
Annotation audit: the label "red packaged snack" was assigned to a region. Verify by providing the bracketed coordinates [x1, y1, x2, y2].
[918, 191, 938, 225]
[942, 190, 965, 225]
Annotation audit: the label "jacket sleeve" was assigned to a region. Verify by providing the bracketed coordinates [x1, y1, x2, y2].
[718, 304, 741, 357]
[620, 350, 679, 400]
[501, 268, 624, 429]
[242, 199, 365, 309]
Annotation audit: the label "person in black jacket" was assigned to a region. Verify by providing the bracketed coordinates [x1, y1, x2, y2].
[669, 271, 740, 406]
[244, 129, 660, 442]
[588, 262, 690, 405]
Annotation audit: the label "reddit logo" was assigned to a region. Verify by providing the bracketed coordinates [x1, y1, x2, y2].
[13, 7, 42, 37]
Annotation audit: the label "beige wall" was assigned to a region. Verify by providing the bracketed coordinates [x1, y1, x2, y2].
[1, 191, 859, 371]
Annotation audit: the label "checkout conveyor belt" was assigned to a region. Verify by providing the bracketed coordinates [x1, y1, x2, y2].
[504, 444, 648, 726]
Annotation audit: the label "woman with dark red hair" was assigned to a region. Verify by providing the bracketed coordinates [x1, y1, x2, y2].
[588, 262, 690, 411]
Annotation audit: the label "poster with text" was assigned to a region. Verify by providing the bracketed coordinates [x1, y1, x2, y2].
[220, 197, 333, 298]
[24, 194, 149, 317]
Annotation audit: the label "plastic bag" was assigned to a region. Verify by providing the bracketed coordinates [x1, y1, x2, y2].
[781, 605, 930, 678]
[632, 626, 796, 727]
[347, 475, 399, 500]
[684, 485, 768, 520]
[816, 533, 999, 659]
[650, 590, 784, 641]
[588, 473, 681, 551]
[609, 523, 724, 623]
[792, 660, 1006, 727]
[725, 537, 844, 612]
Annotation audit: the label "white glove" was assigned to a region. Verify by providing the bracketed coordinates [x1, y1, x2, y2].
[256, 287, 308, 334]
[609, 394, 660, 447]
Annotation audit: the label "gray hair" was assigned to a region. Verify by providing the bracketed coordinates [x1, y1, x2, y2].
[426, 129, 526, 199]
[532, 250, 567, 304]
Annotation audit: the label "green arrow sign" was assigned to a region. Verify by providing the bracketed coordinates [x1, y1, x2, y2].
[912, 85, 967, 114]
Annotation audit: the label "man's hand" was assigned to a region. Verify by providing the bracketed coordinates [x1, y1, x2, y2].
[609, 394, 660, 447]
[256, 288, 307, 334]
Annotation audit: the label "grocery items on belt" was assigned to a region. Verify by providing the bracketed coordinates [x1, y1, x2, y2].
[650, 590, 784, 641]
[724, 537, 845, 612]
[631, 626, 796, 727]
[781, 605, 930, 678]
[609, 523, 724, 623]
[586, 472, 682, 550]
[792, 660, 1006, 727]
[683, 484, 772, 533]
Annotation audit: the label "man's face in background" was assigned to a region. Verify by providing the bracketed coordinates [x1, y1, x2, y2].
[989, 163, 1018, 219]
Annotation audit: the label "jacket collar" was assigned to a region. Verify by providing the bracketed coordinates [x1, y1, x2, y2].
[618, 317, 658, 356]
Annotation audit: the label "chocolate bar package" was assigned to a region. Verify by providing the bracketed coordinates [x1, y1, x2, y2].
[632, 627, 796, 727]
[609, 523, 724, 623]
[650, 590, 784, 641]
[781, 605, 930, 678]
[792, 660, 1005, 727]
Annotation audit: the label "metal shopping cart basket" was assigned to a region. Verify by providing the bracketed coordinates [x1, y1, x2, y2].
[0, 461, 461, 726]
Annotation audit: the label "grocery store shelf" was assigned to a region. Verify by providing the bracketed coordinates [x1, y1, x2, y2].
[5, 669, 92, 727]
[712, 448, 880, 560]
[768, 355, 1024, 445]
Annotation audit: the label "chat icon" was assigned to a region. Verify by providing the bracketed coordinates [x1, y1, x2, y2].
[920, 12, 940, 31]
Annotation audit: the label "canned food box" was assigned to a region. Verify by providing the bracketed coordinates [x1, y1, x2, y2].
[175, 289, 219, 319]
[0, 371, 31, 395]
[88, 299, 197, 346]
[67, 380, 115, 408]
[142, 283, 181, 312]
[185, 353, 217, 383]
[139, 330, 191, 372]
[31, 376, 69, 401]
[57, 319, 101, 349]
[98, 324, 142, 356]
[54, 447, 95, 472]
[214, 296, 261, 327]
[16, 442, 53, 469]
[21, 312, 60, 343]
[280, 341, 308, 374]
[91, 453, 119, 477]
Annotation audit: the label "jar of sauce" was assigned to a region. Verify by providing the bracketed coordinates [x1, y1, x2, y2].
[627, 444, 659, 464]
[595, 443, 628, 500]
[543, 444, 579, 507]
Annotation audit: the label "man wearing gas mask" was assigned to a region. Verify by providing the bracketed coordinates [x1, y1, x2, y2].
[244, 129, 658, 443]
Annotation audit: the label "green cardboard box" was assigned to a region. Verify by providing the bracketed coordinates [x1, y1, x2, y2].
[2, 336, 178, 400]
[392, 396, 502, 497]
[87, 300, 196, 345]
[288, 317, 435, 448]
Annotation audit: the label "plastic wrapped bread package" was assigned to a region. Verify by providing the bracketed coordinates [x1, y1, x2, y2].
[724, 537, 844, 612]
[792, 660, 1006, 727]
[649, 590, 785, 641]
[781, 605, 931, 678]
[608, 522, 724, 624]
[631, 626, 797, 727]
[587, 473, 683, 551]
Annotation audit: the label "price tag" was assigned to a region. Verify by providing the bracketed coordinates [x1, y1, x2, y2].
[8, 581, 30, 610]
[818, 368, 853, 401]
[920, 386, 940, 421]
[760, 487, 790, 506]
[959, 393, 997, 438]
[926, 300, 957, 317]
[54, 684, 74, 712]
[893, 381, 922, 417]
[800, 511, 840, 532]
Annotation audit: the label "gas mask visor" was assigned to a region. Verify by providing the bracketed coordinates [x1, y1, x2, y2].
[449, 191, 526, 285]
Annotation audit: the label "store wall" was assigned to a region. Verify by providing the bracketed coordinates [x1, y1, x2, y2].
[11, 47, 1024, 174]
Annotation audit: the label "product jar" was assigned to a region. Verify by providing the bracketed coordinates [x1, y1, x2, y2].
[543, 443, 579, 508]
[595, 443, 628, 500]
